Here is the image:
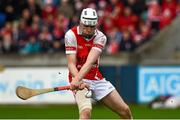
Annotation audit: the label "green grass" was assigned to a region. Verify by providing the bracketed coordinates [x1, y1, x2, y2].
[0, 104, 179, 119]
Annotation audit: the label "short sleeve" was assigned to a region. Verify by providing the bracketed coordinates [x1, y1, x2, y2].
[92, 32, 107, 52]
[64, 30, 77, 54]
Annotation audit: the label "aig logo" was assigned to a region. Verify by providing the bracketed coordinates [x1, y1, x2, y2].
[138, 67, 180, 103]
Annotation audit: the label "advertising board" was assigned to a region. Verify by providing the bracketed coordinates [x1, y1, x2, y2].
[138, 67, 180, 103]
[0, 67, 75, 104]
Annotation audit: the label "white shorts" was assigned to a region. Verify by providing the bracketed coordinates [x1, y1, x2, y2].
[75, 78, 115, 113]
[83, 78, 115, 101]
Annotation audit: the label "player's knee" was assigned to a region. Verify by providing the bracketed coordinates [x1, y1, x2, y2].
[80, 108, 91, 119]
[118, 105, 132, 119]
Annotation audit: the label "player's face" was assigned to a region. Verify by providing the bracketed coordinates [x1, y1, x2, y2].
[81, 24, 96, 39]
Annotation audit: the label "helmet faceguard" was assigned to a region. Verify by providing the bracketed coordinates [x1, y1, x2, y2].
[80, 8, 98, 26]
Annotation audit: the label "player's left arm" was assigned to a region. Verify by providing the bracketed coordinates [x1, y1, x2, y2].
[74, 35, 107, 82]
[74, 48, 101, 82]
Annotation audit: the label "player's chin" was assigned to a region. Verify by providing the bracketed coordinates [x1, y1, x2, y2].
[83, 34, 93, 39]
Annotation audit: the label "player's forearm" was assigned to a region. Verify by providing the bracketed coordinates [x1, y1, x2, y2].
[68, 63, 78, 77]
[66, 54, 78, 77]
[75, 49, 101, 82]
[74, 62, 94, 82]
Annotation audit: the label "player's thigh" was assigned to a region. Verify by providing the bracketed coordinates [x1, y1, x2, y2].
[75, 89, 92, 113]
[100, 89, 129, 112]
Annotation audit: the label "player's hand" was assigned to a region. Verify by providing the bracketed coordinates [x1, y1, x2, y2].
[79, 82, 89, 90]
[70, 77, 81, 90]
[70, 78, 89, 90]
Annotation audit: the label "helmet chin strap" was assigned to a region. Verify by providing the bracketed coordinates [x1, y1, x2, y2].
[79, 24, 95, 40]
[82, 27, 96, 40]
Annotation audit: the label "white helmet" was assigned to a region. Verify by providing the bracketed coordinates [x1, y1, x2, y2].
[80, 8, 98, 26]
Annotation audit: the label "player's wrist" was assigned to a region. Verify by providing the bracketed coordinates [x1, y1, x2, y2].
[74, 75, 81, 82]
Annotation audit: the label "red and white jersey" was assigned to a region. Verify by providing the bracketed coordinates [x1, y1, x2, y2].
[65, 26, 107, 81]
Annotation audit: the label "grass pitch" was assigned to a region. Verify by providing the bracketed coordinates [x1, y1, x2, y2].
[0, 104, 179, 119]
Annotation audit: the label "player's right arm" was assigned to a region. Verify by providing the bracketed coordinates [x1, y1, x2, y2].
[65, 30, 88, 90]
[65, 30, 78, 77]
[67, 54, 89, 90]
[66, 54, 78, 78]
